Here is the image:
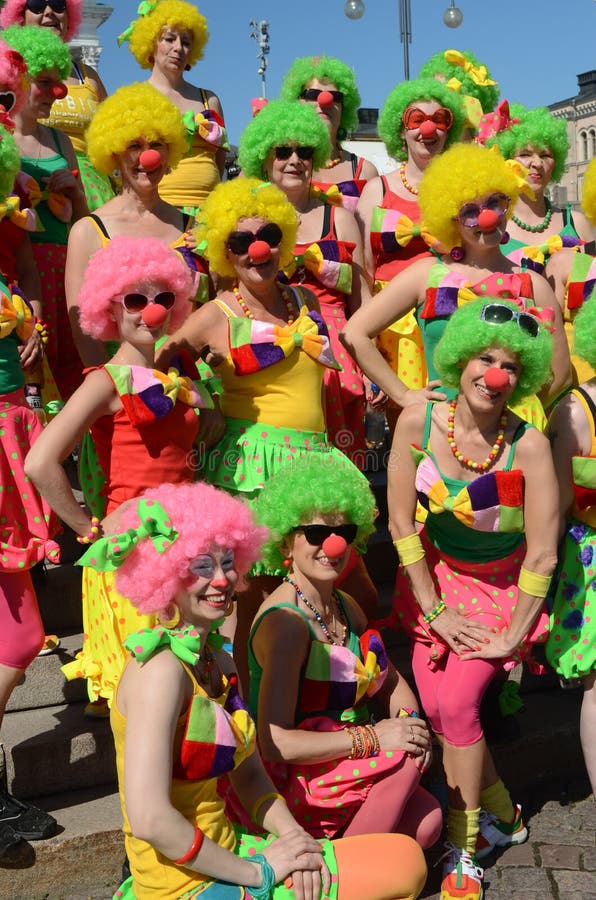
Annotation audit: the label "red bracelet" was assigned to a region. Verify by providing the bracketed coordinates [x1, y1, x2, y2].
[173, 825, 204, 865]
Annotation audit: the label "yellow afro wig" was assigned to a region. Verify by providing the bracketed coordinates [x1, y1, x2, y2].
[86, 82, 187, 176]
[418, 144, 521, 251]
[196, 178, 298, 279]
[128, 0, 208, 70]
[581, 157, 596, 226]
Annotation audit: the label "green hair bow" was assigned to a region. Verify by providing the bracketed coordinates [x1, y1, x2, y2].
[117, 0, 159, 46]
[77, 498, 178, 571]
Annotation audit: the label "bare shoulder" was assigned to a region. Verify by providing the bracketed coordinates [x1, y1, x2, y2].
[513, 418, 553, 460]
[360, 158, 379, 180]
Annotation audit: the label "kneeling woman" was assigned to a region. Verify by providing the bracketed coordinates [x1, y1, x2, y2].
[389, 300, 557, 900]
[249, 455, 442, 848]
[87, 482, 428, 900]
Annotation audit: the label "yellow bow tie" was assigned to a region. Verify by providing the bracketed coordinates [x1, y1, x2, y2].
[0, 286, 34, 341]
[394, 214, 436, 249]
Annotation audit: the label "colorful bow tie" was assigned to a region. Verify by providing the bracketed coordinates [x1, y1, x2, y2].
[13, 170, 70, 226]
[477, 100, 520, 144]
[444, 50, 497, 87]
[521, 235, 564, 268]
[394, 214, 436, 250]
[78, 497, 179, 571]
[229, 306, 341, 376]
[104, 362, 212, 426]
[284, 239, 354, 293]
[357, 629, 388, 700]
[125, 625, 203, 665]
[0, 282, 34, 341]
[182, 109, 229, 151]
[309, 183, 344, 207]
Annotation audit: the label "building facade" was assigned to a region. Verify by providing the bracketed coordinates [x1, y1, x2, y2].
[550, 71, 596, 208]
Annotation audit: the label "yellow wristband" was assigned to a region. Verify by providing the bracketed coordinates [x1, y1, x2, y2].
[250, 792, 285, 824]
[517, 566, 552, 599]
[393, 533, 425, 567]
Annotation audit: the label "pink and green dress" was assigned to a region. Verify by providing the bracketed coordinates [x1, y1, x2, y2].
[111, 626, 338, 900]
[248, 599, 420, 839]
[392, 403, 550, 671]
[546, 387, 596, 680]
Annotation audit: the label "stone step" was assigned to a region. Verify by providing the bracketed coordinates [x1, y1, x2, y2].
[7, 632, 86, 713]
[3, 701, 116, 800]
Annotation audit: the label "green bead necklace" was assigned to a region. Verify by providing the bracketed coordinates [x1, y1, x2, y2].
[511, 198, 553, 233]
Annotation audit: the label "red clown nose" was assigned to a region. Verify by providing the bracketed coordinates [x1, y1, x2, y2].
[322, 534, 348, 559]
[418, 119, 438, 139]
[139, 148, 163, 172]
[248, 239, 271, 264]
[484, 367, 510, 391]
[317, 90, 335, 109]
[477, 208, 500, 232]
[51, 83, 68, 100]
[141, 304, 168, 328]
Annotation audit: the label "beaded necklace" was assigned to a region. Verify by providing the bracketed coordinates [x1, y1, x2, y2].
[324, 155, 342, 169]
[284, 576, 347, 646]
[447, 398, 508, 472]
[511, 198, 553, 233]
[233, 285, 295, 324]
[399, 161, 419, 196]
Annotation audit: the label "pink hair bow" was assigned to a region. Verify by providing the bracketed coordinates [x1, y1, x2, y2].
[526, 305, 556, 333]
[477, 100, 520, 144]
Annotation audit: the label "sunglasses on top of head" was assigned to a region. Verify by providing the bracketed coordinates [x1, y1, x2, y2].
[113, 291, 176, 314]
[456, 193, 511, 228]
[273, 145, 315, 161]
[402, 106, 453, 131]
[25, 0, 67, 13]
[226, 222, 283, 256]
[479, 303, 540, 338]
[300, 88, 344, 105]
[294, 523, 358, 546]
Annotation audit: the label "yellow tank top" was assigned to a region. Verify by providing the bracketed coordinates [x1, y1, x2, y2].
[159, 131, 220, 210]
[44, 63, 99, 156]
[84, 213, 191, 254]
[213, 298, 326, 432]
[111, 659, 237, 900]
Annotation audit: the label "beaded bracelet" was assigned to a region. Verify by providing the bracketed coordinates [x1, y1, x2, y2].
[173, 825, 204, 866]
[35, 320, 49, 345]
[517, 566, 552, 599]
[250, 791, 285, 824]
[422, 599, 447, 626]
[247, 853, 276, 900]
[76, 515, 100, 545]
[348, 724, 380, 759]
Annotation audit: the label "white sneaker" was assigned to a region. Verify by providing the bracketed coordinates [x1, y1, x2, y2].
[439, 842, 484, 900]
[476, 805, 528, 859]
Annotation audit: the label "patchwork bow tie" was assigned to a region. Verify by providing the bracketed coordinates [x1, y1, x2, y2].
[284, 239, 354, 293]
[182, 109, 228, 151]
[394, 214, 436, 250]
[0, 282, 34, 341]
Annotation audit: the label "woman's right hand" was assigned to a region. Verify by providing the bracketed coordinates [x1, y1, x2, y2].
[374, 716, 432, 757]
[429, 605, 492, 654]
[400, 380, 447, 408]
[259, 829, 329, 900]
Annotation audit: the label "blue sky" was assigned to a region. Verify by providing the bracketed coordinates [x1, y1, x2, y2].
[96, 0, 596, 146]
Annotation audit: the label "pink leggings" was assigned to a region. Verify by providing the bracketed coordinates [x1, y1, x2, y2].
[342, 755, 442, 849]
[0, 570, 44, 670]
[411, 640, 501, 747]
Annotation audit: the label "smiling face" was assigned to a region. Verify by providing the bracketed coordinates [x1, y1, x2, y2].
[286, 514, 353, 586]
[459, 346, 520, 411]
[455, 190, 510, 253]
[111, 279, 172, 346]
[225, 215, 281, 289]
[402, 99, 450, 167]
[154, 26, 193, 76]
[115, 136, 170, 191]
[175, 546, 238, 626]
[24, 2, 67, 38]
[265, 142, 313, 195]
[514, 144, 555, 193]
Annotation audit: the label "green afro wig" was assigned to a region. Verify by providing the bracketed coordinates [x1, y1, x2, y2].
[2, 24, 71, 81]
[195, 177, 298, 278]
[0, 124, 20, 199]
[127, 0, 208, 70]
[485, 103, 569, 184]
[573, 290, 596, 369]
[86, 82, 187, 176]
[378, 76, 465, 162]
[418, 143, 520, 251]
[418, 49, 500, 114]
[280, 55, 360, 134]
[253, 455, 376, 573]
[238, 99, 331, 179]
[581, 157, 596, 225]
[434, 298, 553, 405]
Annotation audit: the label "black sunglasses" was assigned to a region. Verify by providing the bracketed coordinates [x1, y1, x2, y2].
[226, 222, 283, 256]
[479, 303, 539, 338]
[115, 291, 176, 314]
[295, 523, 358, 546]
[274, 146, 315, 161]
[300, 88, 344, 105]
[25, 0, 67, 13]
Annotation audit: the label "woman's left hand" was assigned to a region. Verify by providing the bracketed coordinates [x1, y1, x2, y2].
[459, 627, 517, 661]
[19, 327, 43, 370]
[44, 168, 82, 200]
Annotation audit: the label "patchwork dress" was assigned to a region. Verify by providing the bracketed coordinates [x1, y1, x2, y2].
[310, 153, 369, 214]
[563, 251, 596, 383]
[546, 386, 596, 680]
[500, 204, 583, 275]
[111, 628, 339, 900]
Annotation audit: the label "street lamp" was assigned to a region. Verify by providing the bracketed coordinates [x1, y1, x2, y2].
[443, 1, 464, 28]
[249, 19, 270, 99]
[344, 0, 365, 19]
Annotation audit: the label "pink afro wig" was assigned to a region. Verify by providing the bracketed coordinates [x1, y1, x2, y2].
[115, 483, 268, 614]
[78, 236, 194, 342]
[0, 39, 29, 115]
[0, 0, 82, 43]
